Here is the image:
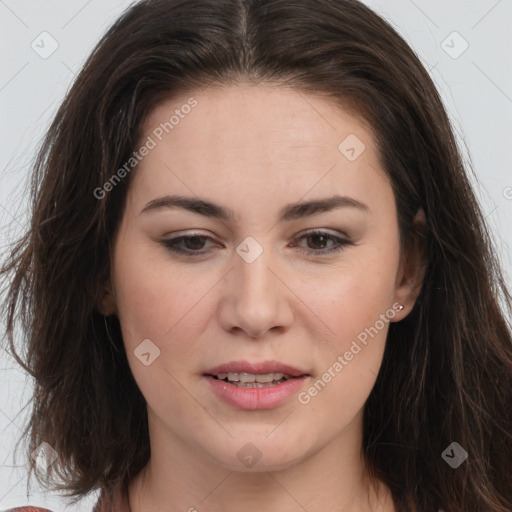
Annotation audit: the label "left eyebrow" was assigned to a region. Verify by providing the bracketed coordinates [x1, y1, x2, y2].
[138, 194, 370, 221]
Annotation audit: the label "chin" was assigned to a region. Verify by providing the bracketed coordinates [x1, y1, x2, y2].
[200, 433, 307, 473]
[213, 452, 304, 473]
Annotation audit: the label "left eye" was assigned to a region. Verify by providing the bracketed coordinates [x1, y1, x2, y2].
[291, 230, 352, 255]
[161, 230, 352, 257]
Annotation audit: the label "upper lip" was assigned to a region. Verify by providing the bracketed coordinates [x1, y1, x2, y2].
[205, 360, 309, 377]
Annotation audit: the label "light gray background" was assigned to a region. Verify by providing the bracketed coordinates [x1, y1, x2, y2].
[1, 0, 511, 510]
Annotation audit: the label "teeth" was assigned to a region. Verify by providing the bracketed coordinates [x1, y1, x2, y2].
[215, 372, 291, 383]
[239, 372, 256, 383]
[256, 372, 284, 383]
[231, 380, 286, 388]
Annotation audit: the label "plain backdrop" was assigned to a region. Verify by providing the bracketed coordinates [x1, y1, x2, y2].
[1, 0, 511, 510]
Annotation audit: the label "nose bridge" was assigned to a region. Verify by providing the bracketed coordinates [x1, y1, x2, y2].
[238, 248, 273, 298]
[218, 237, 293, 337]
[236, 243, 278, 319]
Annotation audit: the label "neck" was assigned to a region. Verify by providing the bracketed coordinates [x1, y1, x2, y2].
[128, 410, 395, 512]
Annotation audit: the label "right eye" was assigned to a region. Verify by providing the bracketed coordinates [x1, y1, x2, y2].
[160, 234, 219, 256]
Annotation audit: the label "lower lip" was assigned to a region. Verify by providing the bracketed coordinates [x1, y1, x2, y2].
[205, 375, 308, 410]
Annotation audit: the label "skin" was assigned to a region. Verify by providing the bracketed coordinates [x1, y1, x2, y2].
[99, 83, 425, 512]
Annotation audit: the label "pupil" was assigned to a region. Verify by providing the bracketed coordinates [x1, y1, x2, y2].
[186, 236, 206, 250]
[309, 234, 327, 249]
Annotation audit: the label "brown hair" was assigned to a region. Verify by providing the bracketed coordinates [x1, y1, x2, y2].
[1, 0, 511, 510]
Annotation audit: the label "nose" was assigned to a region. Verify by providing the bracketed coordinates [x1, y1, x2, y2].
[217, 245, 294, 339]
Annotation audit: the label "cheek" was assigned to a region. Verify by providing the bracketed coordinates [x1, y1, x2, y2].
[114, 269, 168, 347]
[295, 272, 395, 428]
[112, 257, 207, 415]
[112, 244, 218, 375]
[301, 253, 398, 346]
[294, 243, 399, 410]
[112, 229, 194, 339]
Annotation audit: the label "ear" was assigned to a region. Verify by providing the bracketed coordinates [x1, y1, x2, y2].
[96, 281, 117, 316]
[392, 208, 427, 320]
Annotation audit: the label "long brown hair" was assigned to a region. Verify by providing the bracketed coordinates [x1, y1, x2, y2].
[1, 0, 511, 510]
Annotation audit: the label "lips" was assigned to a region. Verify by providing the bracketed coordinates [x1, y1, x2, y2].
[205, 360, 308, 378]
[203, 360, 310, 409]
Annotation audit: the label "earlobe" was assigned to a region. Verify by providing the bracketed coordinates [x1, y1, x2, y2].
[393, 208, 428, 319]
[97, 284, 117, 316]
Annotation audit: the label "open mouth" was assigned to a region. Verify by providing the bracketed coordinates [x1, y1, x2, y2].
[208, 372, 300, 388]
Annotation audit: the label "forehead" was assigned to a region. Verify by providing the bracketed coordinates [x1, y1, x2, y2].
[142, 83, 374, 152]
[129, 84, 390, 218]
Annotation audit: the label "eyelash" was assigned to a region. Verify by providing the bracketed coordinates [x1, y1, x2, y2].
[160, 229, 353, 257]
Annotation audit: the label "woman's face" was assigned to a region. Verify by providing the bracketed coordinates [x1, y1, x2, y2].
[108, 84, 419, 471]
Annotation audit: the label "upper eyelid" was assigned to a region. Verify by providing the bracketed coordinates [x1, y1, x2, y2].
[163, 228, 348, 242]
[160, 230, 353, 260]
[161, 230, 350, 254]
